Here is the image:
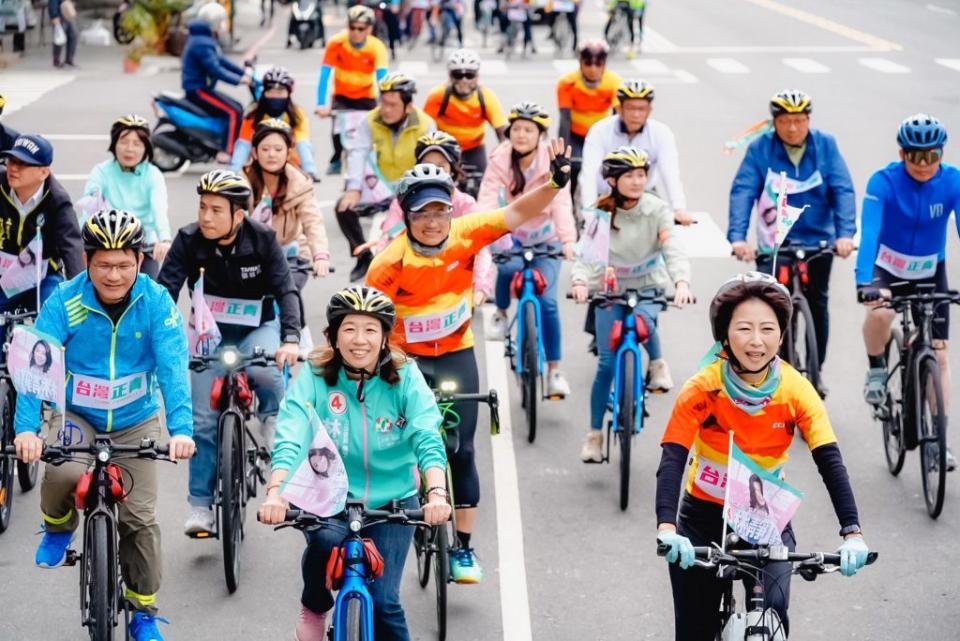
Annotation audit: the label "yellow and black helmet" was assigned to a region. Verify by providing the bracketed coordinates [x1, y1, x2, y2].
[327, 286, 397, 330]
[347, 5, 375, 25]
[601, 146, 649, 178]
[769, 89, 812, 117]
[197, 169, 252, 209]
[114, 114, 150, 130]
[252, 117, 293, 147]
[82, 209, 145, 253]
[617, 79, 655, 102]
[415, 131, 462, 166]
[508, 101, 551, 131]
[109, 114, 153, 161]
[378, 72, 417, 100]
[0, 94, 6, 116]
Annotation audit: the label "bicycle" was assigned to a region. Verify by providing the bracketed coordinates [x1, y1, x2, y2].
[869, 283, 960, 518]
[460, 163, 484, 199]
[476, 0, 496, 47]
[413, 380, 499, 641]
[603, 1, 631, 52]
[656, 537, 878, 640]
[547, 0, 575, 55]
[4, 438, 172, 641]
[265, 501, 426, 641]
[495, 246, 565, 443]
[429, 6, 458, 62]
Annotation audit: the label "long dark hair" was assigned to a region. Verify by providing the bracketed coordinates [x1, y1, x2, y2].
[29, 339, 53, 373]
[109, 126, 153, 165]
[596, 191, 627, 231]
[244, 129, 292, 213]
[509, 148, 529, 197]
[748, 473, 769, 513]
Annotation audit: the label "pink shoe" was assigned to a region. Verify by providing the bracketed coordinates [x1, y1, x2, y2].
[294, 606, 327, 641]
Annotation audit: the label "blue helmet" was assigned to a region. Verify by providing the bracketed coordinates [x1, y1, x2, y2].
[897, 113, 948, 150]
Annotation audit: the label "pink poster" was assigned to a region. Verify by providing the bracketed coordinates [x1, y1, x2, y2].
[280, 406, 349, 518]
[9, 325, 65, 408]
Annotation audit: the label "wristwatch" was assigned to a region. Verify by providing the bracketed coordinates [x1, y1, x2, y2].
[282, 333, 300, 345]
[839, 524, 862, 537]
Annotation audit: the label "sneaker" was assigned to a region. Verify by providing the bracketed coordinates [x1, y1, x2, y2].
[587, 337, 597, 355]
[648, 359, 674, 392]
[547, 369, 571, 397]
[184, 507, 215, 536]
[487, 311, 508, 341]
[579, 430, 603, 463]
[129, 612, 169, 641]
[947, 448, 957, 473]
[326, 160, 342, 175]
[35, 529, 73, 568]
[449, 547, 483, 584]
[294, 606, 327, 641]
[863, 367, 887, 406]
[349, 251, 373, 282]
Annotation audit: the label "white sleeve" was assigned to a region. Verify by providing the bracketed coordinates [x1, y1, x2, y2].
[580, 127, 603, 209]
[653, 122, 687, 211]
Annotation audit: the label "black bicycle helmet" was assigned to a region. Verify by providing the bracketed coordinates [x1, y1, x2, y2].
[82, 209, 145, 253]
[415, 131, 463, 166]
[326, 286, 397, 331]
[197, 169, 253, 209]
[601, 146, 650, 179]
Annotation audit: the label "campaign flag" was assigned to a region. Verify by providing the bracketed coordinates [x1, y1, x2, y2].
[575, 207, 612, 267]
[0, 234, 47, 299]
[723, 439, 803, 546]
[188, 272, 221, 356]
[9, 325, 65, 408]
[279, 404, 349, 518]
[773, 170, 809, 248]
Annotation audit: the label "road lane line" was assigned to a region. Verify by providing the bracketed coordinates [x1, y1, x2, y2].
[2, 74, 77, 116]
[552, 59, 579, 73]
[481, 309, 533, 641]
[782, 57, 830, 73]
[642, 27, 679, 53]
[40, 134, 111, 141]
[742, 0, 902, 51]
[935, 58, 960, 72]
[926, 3, 957, 16]
[858, 57, 910, 73]
[56, 174, 91, 181]
[706, 57, 750, 74]
[630, 58, 671, 75]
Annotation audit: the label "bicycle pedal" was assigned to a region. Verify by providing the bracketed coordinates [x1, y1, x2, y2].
[186, 530, 215, 539]
[63, 549, 79, 566]
[546, 394, 565, 401]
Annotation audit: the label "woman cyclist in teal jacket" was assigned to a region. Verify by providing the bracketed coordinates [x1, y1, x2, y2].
[259, 286, 450, 641]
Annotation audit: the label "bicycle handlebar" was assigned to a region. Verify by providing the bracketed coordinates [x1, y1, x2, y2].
[0, 309, 38, 324]
[189, 348, 305, 372]
[656, 542, 878, 570]
[2, 439, 171, 463]
[565, 289, 685, 310]
[492, 247, 564, 264]
[259, 505, 428, 529]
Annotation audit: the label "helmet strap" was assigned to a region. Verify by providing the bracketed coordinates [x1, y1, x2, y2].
[721, 340, 777, 376]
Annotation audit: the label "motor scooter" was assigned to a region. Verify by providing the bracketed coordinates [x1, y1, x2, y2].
[288, 0, 324, 49]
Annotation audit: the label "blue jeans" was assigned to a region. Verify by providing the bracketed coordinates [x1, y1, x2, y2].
[590, 296, 662, 430]
[188, 320, 283, 507]
[301, 496, 419, 641]
[494, 245, 562, 362]
[0, 273, 62, 343]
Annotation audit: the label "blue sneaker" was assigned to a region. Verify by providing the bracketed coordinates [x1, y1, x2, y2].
[129, 612, 169, 641]
[35, 530, 73, 568]
[449, 547, 483, 584]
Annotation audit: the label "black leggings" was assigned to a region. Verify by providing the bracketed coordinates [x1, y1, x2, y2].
[140, 251, 160, 280]
[669, 495, 795, 641]
[416, 347, 480, 509]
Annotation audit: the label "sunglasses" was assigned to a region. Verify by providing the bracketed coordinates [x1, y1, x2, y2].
[348, 23, 370, 32]
[450, 70, 477, 80]
[409, 207, 453, 223]
[904, 148, 943, 165]
[580, 55, 607, 67]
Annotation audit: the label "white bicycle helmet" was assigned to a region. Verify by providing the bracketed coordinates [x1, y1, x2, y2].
[447, 49, 481, 72]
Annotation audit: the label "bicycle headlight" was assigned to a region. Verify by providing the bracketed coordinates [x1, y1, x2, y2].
[439, 380, 458, 393]
[349, 519, 362, 533]
[627, 294, 638, 307]
[98, 450, 110, 463]
[220, 348, 240, 368]
[523, 249, 534, 262]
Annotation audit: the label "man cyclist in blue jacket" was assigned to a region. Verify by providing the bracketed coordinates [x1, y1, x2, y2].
[728, 89, 857, 389]
[858, 114, 960, 471]
[181, 2, 253, 163]
[12, 209, 196, 641]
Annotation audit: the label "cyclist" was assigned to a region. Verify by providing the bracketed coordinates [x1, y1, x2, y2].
[0, 134, 84, 314]
[366, 142, 571, 582]
[431, 0, 465, 47]
[339, 72, 435, 281]
[604, 0, 645, 58]
[423, 49, 508, 178]
[655, 272, 869, 640]
[181, 2, 253, 163]
[479, 102, 575, 398]
[499, 0, 535, 55]
[259, 286, 450, 641]
[12, 209, 196, 641]
[0, 94, 20, 153]
[571, 147, 692, 461]
[728, 89, 857, 377]
[580, 79, 692, 225]
[316, 5, 389, 175]
[231, 66, 320, 180]
[858, 114, 960, 468]
[82, 115, 172, 279]
[156, 170, 301, 535]
[545, 0, 578, 53]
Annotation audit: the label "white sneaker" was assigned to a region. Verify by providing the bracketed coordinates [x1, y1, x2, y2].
[547, 369, 571, 397]
[648, 359, 674, 391]
[487, 311, 508, 341]
[184, 507, 216, 536]
[580, 430, 603, 463]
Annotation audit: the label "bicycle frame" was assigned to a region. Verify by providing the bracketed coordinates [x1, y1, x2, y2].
[609, 302, 645, 436]
[332, 536, 376, 641]
[512, 267, 546, 380]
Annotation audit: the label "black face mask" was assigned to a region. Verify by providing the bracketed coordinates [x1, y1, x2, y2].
[263, 97, 288, 117]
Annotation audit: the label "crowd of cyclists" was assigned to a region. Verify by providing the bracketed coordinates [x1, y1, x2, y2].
[1, 0, 956, 639]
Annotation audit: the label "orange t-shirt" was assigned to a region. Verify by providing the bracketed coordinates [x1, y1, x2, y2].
[556, 69, 622, 138]
[321, 31, 389, 100]
[422, 85, 507, 151]
[366, 210, 509, 356]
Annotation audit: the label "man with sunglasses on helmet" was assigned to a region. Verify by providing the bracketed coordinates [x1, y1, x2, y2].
[158, 170, 301, 536]
[858, 114, 960, 470]
[580, 79, 692, 225]
[728, 90, 857, 390]
[13, 209, 196, 641]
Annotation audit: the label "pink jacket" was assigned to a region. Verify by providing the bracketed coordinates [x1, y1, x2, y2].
[476, 140, 575, 252]
[375, 189, 495, 297]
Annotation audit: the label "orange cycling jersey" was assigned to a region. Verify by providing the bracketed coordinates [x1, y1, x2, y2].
[556, 69, 622, 138]
[322, 31, 389, 100]
[366, 210, 509, 356]
[661, 359, 837, 506]
[423, 85, 507, 151]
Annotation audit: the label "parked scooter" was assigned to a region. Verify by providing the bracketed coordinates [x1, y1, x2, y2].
[287, 0, 324, 49]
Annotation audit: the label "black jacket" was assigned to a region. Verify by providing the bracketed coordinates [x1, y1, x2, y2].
[0, 169, 83, 278]
[0, 123, 20, 154]
[158, 218, 300, 340]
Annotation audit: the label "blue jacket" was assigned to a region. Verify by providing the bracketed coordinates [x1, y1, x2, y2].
[181, 21, 245, 93]
[728, 129, 857, 251]
[14, 273, 193, 437]
[855, 162, 960, 285]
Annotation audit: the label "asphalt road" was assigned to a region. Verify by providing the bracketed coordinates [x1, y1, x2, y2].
[2, 0, 960, 639]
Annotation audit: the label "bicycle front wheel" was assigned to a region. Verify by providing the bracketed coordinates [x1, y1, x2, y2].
[791, 297, 822, 394]
[85, 516, 117, 641]
[0, 388, 15, 533]
[882, 328, 906, 476]
[522, 301, 538, 443]
[415, 525, 433, 588]
[434, 524, 449, 641]
[618, 350, 635, 511]
[918, 357, 947, 518]
[220, 414, 245, 593]
[346, 597, 363, 641]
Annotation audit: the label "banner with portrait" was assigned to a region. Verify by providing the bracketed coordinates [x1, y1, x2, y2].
[9, 325, 65, 408]
[279, 405, 349, 518]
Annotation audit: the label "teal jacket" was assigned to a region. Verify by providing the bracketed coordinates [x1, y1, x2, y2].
[84, 159, 171, 244]
[272, 358, 446, 508]
[14, 273, 192, 437]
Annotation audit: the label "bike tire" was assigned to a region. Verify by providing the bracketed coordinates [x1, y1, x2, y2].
[552, 16, 569, 55]
[346, 597, 363, 641]
[86, 516, 116, 641]
[918, 356, 947, 518]
[221, 414, 245, 593]
[882, 328, 906, 476]
[415, 525, 433, 589]
[0, 388, 14, 533]
[434, 524, 449, 641]
[618, 350, 635, 511]
[791, 297, 822, 394]
[522, 301, 538, 444]
[13, 387, 37, 492]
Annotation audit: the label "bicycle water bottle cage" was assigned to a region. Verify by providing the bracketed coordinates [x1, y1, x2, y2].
[236, 373, 254, 409]
[608, 314, 649, 350]
[510, 269, 547, 298]
[74, 464, 125, 510]
[797, 260, 810, 286]
[776, 264, 790, 286]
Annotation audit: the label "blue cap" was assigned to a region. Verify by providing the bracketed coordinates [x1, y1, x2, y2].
[405, 185, 453, 212]
[2, 134, 53, 167]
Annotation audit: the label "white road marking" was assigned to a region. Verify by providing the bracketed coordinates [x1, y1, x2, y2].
[630, 58, 671, 75]
[481, 60, 510, 75]
[397, 60, 430, 75]
[672, 211, 732, 258]
[552, 59, 579, 73]
[926, 3, 957, 16]
[858, 57, 910, 73]
[39, 134, 111, 142]
[742, 0, 903, 51]
[706, 57, 750, 73]
[641, 27, 679, 53]
[481, 309, 533, 641]
[782, 57, 830, 73]
[2, 74, 77, 116]
[673, 70, 699, 84]
[935, 58, 960, 72]
[55, 174, 91, 181]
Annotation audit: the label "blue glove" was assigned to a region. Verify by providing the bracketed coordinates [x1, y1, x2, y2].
[837, 536, 869, 577]
[658, 530, 695, 570]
